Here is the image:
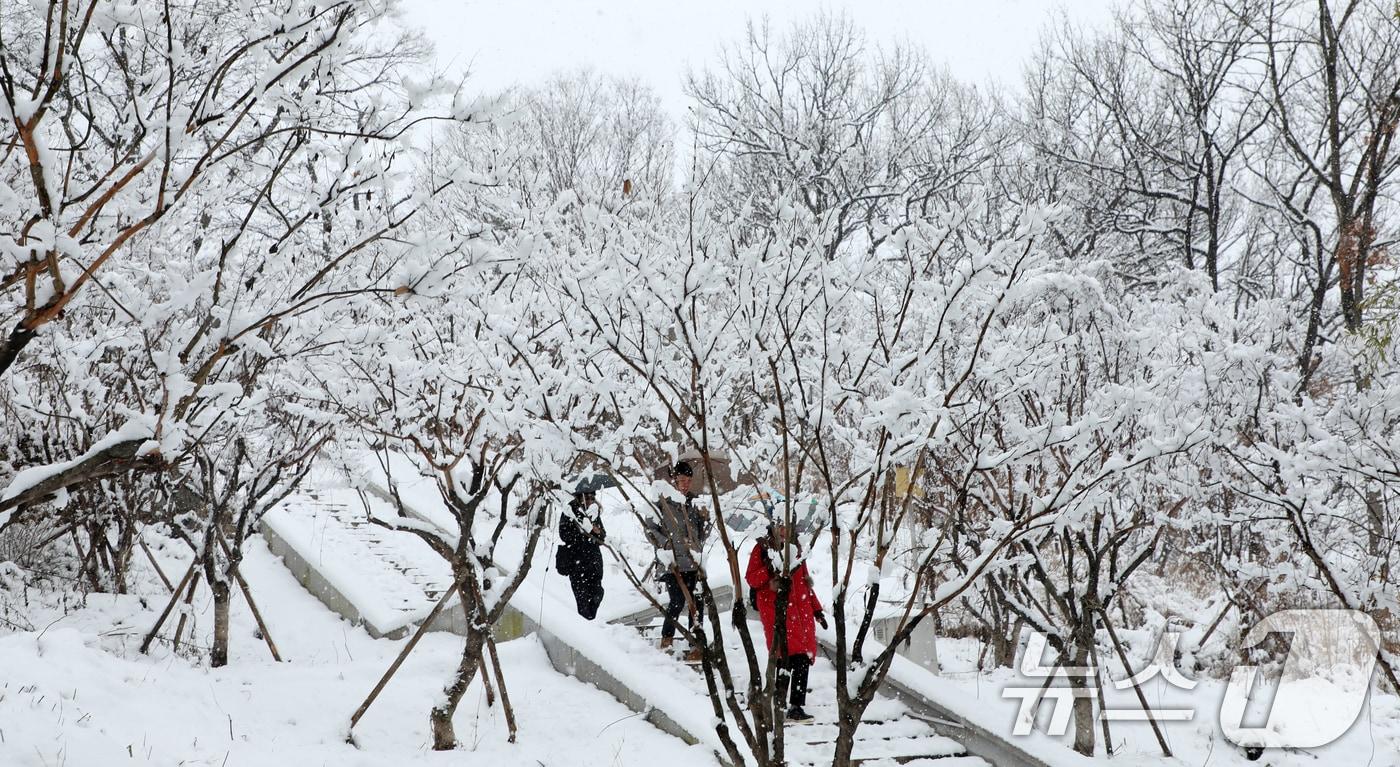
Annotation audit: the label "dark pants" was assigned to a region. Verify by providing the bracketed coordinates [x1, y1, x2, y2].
[784, 653, 811, 708]
[660, 570, 703, 641]
[569, 565, 604, 620]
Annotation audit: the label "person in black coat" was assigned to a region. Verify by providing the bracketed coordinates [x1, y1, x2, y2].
[557, 491, 607, 620]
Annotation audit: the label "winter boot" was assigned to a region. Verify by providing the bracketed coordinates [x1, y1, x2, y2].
[786, 706, 813, 722]
[659, 637, 674, 651]
[684, 645, 704, 663]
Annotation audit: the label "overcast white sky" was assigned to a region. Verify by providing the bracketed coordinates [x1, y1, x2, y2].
[398, 0, 1120, 119]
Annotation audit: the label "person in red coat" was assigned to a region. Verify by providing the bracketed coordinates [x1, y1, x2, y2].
[746, 524, 828, 722]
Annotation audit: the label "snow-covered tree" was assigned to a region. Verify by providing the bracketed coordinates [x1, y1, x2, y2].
[0, 0, 475, 525]
[323, 164, 621, 748]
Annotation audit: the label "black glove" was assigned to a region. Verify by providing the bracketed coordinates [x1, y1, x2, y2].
[815, 611, 828, 630]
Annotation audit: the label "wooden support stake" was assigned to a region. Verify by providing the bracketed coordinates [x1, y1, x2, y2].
[108, 502, 173, 593]
[1088, 636, 1114, 757]
[479, 646, 498, 708]
[92, 525, 114, 574]
[214, 535, 282, 662]
[1196, 598, 1234, 650]
[233, 568, 281, 662]
[485, 634, 517, 744]
[138, 536, 175, 593]
[141, 560, 198, 654]
[348, 574, 465, 731]
[1030, 658, 1062, 735]
[1100, 608, 1172, 758]
[71, 529, 101, 592]
[37, 520, 81, 550]
[170, 569, 202, 651]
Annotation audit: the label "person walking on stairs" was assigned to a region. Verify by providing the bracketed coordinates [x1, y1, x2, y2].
[557, 490, 607, 620]
[746, 523, 828, 722]
[645, 460, 712, 662]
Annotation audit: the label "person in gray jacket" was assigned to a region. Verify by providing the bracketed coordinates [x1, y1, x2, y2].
[645, 460, 711, 660]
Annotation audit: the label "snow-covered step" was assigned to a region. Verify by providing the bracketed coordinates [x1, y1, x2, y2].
[856, 758, 993, 767]
[851, 734, 966, 760]
[786, 732, 967, 763]
[783, 717, 938, 743]
[803, 696, 909, 722]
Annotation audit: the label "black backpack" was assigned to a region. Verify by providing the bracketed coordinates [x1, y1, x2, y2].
[555, 514, 576, 576]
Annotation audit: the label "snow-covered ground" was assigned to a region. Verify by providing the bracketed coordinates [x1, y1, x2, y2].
[0, 535, 720, 767]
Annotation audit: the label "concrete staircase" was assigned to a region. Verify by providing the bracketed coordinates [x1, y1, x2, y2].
[260, 490, 454, 638]
[262, 490, 1053, 767]
[635, 615, 990, 767]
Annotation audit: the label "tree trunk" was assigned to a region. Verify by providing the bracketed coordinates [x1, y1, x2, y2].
[430, 627, 487, 750]
[210, 577, 232, 667]
[994, 616, 1022, 668]
[430, 581, 488, 751]
[114, 516, 134, 595]
[833, 730, 855, 766]
[1069, 640, 1095, 756]
[833, 694, 871, 767]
